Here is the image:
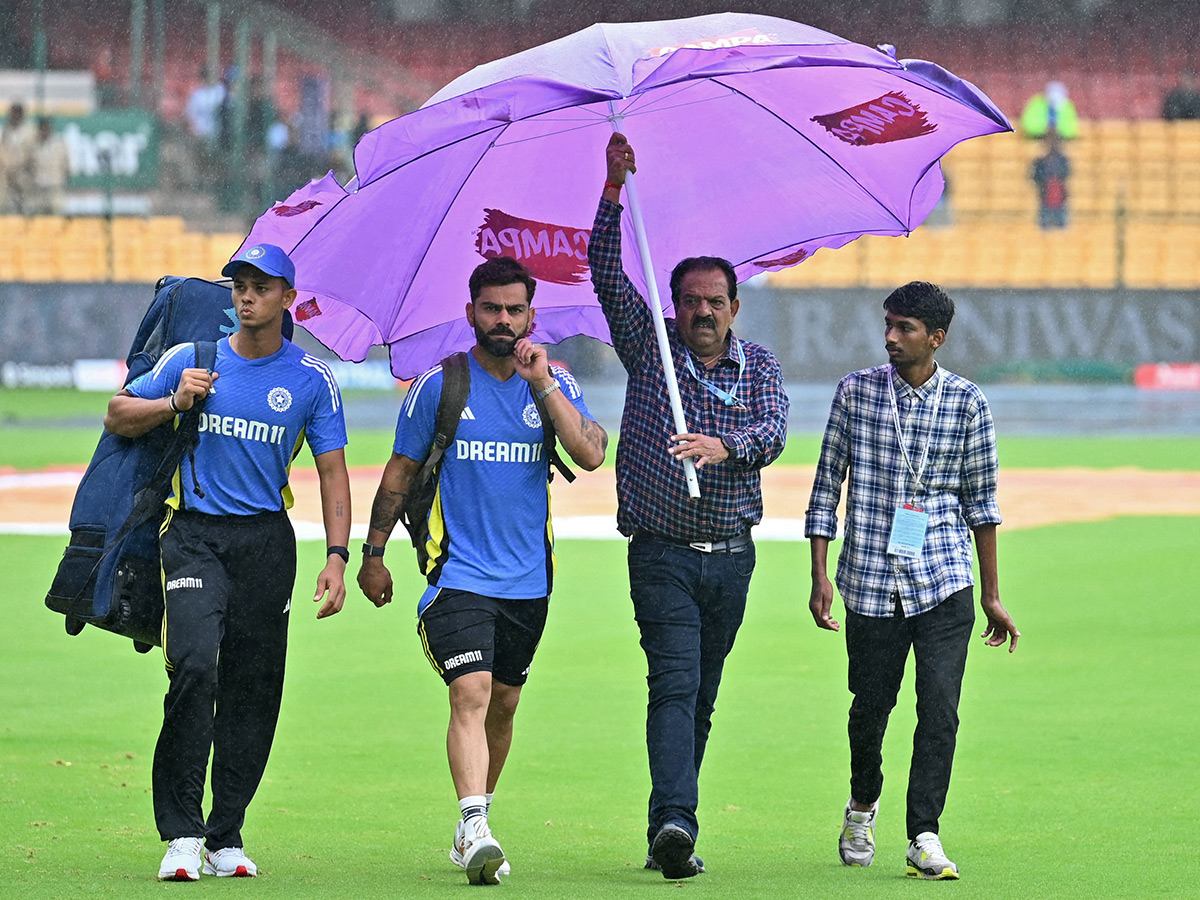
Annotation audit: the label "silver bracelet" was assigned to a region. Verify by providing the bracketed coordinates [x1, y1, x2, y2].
[535, 380, 561, 400]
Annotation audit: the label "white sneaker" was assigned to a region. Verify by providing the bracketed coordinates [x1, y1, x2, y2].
[451, 818, 510, 877]
[458, 816, 506, 885]
[906, 832, 959, 880]
[157, 836, 203, 882]
[203, 846, 258, 877]
[839, 799, 877, 867]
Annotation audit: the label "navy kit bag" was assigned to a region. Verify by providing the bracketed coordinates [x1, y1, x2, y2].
[45, 277, 294, 652]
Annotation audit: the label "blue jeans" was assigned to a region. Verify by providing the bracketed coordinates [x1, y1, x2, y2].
[627, 534, 756, 846]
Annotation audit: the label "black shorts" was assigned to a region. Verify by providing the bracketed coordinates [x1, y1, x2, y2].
[417, 589, 549, 687]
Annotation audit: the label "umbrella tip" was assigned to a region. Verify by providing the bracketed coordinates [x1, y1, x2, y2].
[877, 43, 897, 59]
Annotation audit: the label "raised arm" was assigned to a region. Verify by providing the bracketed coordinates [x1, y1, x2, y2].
[588, 133, 655, 373]
[356, 452, 423, 608]
[312, 447, 351, 619]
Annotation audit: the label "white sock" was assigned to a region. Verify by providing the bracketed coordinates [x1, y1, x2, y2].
[485, 792, 495, 812]
[459, 795, 488, 823]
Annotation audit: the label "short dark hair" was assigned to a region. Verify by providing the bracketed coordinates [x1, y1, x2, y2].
[883, 281, 955, 334]
[469, 256, 536, 304]
[669, 256, 738, 305]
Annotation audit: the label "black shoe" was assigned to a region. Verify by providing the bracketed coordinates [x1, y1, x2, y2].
[645, 853, 705, 873]
[649, 824, 701, 879]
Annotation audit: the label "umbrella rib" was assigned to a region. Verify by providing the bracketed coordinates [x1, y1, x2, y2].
[493, 117, 615, 148]
[708, 76, 910, 234]
[732, 227, 905, 271]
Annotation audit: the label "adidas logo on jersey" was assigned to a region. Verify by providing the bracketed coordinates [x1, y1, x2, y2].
[460, 407, 476, 420]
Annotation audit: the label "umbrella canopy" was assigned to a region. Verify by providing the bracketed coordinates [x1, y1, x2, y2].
[238, 12, 1010, 379]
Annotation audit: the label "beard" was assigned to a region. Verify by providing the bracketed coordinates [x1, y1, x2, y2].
[475, 323, 524, 358]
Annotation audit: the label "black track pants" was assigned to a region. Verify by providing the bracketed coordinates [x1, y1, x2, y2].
[153, 509, 295, 849]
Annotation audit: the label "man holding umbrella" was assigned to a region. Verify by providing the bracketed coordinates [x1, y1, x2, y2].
[590, 133, 789, 879]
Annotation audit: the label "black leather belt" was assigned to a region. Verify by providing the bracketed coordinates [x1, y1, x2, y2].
[636, 531, 751, 554]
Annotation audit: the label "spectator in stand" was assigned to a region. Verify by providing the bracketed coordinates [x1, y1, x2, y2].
[185, 69, 226, 182]
[0, 103, 36, 213]
[1031, 130, 1070, 230]
[352, 112, 372, 149]
[1020, 81, 1078, 140]
[1162, 71, 1200, 121]
[30, 118, 71, 215]
[246, 77, 277, 210]
[185, 69, 226, 146]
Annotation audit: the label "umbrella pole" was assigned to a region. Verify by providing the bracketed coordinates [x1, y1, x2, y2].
[609, 112, 701, 500]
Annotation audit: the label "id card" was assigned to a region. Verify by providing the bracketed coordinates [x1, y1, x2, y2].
[886, 503, 929, 558]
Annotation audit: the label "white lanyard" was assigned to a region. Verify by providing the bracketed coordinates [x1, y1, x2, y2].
[887, 367, 944, 502]
[684, 337, 746, 409]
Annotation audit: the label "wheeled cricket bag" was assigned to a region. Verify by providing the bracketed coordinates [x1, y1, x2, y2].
[44, 276, 294, 652]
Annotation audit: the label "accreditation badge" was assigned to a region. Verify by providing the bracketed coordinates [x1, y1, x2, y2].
[886, 503, 929, 559]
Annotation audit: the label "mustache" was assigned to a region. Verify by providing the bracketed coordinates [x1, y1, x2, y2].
[693, 316, 716, 329]
[488, 327, 516, 337]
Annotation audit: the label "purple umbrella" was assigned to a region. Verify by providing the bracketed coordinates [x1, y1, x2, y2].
[238, 13, 1009, 492]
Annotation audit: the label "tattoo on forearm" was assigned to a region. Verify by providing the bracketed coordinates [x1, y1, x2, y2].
[580, 416, 608, 452]
[368, 489, 407, 535]
[335, 500, 345, 519]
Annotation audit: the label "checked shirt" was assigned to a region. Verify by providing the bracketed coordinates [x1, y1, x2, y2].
[805, 364, 1001, 618]
[588, 198, 789, 543]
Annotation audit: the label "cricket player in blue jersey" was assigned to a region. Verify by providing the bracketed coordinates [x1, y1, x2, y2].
[356, 256, 607, 885]
[105, 243, 351, 883]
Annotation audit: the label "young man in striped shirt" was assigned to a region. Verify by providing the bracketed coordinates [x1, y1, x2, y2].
[805, 281, 1020, 880]
[591, 133, 790, 879]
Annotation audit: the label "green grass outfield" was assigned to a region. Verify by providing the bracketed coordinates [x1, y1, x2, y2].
[3, 520, 1199, 899]
[3, 391, 1199, 897]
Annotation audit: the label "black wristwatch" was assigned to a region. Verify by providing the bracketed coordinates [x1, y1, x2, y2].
[720, 435, 737, 459]
[327, 545, 350, 563]
[362, 542, 386, 558]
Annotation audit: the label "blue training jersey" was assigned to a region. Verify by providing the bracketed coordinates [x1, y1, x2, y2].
[396, 352, 593, 602]
[126, 338, 347, 516]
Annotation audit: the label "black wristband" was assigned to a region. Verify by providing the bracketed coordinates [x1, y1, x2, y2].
[326, 545, 350, 563]
[362, 542, 385, 558]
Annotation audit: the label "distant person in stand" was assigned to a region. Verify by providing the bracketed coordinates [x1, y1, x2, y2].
[1020, 80, 1078, 140]
[1162, 71, 1200, 121]
[0, 103, 36, 213]
[31, 118, 71, 215]
[1031, 130, 1070, 229]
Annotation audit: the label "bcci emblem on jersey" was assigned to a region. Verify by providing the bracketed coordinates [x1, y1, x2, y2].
[267, 387, 293, 412]
[522, 402, 541, 429]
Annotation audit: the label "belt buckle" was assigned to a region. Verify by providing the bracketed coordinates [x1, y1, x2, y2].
[688, 540, 714, 553]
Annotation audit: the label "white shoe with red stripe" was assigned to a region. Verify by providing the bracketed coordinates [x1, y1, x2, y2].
[202, 846, 258, 877]
[157, 837, 203, 882]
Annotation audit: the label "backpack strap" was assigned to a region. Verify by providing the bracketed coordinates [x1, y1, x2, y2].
[532, 385, 575, 484]
[178, 341, 218, 504]
[411, 351, 470, 496]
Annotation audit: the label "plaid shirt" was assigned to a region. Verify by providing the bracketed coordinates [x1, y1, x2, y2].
[805, 364, 1001, 618]
[589, 199, 789, 542]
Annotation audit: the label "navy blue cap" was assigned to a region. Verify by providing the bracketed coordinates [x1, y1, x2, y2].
[222, 243, 296, 287]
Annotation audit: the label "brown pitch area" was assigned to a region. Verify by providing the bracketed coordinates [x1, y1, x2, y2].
[5, 465, 1200, 532]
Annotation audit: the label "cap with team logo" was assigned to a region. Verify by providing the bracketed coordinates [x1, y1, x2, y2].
[222, 243, 296, 287]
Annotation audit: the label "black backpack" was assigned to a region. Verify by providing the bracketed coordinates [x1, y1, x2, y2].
[44, 277, 294, 652]
[401, 351, 575, 581]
